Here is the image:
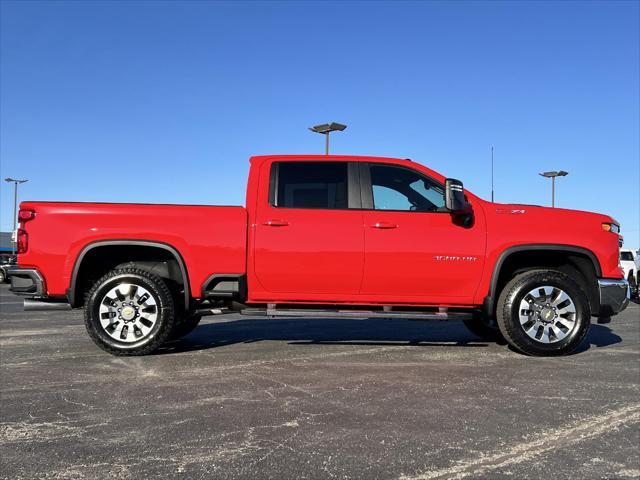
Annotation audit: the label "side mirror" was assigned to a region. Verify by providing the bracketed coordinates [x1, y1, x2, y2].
[445, 178, 471, 213]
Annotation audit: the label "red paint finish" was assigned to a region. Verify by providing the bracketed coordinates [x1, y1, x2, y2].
[17, 202, 247, 298]
[18, 154, 623, 308]
[360, 209, 486, 302]
[253, 207, 364, 295]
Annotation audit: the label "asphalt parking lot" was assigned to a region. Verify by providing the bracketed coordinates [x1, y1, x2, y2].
[1, 283, 638, 480]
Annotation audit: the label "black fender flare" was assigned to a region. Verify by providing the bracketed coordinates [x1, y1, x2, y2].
[484, 244, 602, 315]
[68, 240, 191, 309]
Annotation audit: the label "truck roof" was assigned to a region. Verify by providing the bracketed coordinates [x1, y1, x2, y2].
[249, 154, 412, 164]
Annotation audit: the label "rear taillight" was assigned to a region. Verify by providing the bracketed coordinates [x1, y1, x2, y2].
[17, 229, 28, 254]
[18, 209, 35, 222]
[16, 209, 35, 254]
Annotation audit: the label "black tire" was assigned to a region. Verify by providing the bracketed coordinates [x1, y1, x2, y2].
[169, 313, 202, 341]
[0, 269, 5, 283]
[84, 268, 175, 356]
[628, 274, 638, 299]
[496, 269, 591, 356]
[463, 313, 504, 342]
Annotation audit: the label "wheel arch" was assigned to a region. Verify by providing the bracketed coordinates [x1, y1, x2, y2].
[69, 240, 191, 309]
[485, 244, 602, 317]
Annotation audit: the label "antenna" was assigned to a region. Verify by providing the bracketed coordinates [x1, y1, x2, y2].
[491, 145, 495, 202]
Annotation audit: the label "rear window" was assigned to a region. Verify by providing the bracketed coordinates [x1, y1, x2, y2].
[273, 162, 348, 209]
[620, 252, 633, 261]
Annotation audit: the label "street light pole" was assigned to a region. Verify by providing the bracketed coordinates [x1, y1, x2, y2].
[4, 178, 29, 255]
[309, 122, 347, 155]
[538, 171, 568, 208]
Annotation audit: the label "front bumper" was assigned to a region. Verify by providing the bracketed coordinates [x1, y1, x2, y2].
[8, 267, 46, 298]
[597, 278, 630, 317]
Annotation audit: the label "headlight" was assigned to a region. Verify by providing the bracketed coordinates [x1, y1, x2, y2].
[602, 222, 620, 234]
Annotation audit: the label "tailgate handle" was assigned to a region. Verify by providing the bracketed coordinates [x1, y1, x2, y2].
[264, 219, 289, 227]
[371, 222, 398, 229]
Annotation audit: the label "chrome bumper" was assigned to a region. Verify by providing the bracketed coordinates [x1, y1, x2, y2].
[597, 278, 630, 317]
[8, 267, 46, 297]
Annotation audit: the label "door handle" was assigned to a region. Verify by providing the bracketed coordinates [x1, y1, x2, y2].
[371, 222, 398, 229]
[264, 219, 289, 227]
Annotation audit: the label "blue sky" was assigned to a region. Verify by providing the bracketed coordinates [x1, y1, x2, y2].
[1, 1, 638, 248]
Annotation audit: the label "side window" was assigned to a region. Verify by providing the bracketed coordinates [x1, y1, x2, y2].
[370, 164, 445, 212]
[273, 162, 348, 209]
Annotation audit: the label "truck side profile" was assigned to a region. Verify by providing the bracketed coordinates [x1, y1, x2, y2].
[9, 155, 630, 356]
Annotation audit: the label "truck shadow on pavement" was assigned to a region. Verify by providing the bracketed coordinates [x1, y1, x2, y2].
[158, 317, 622, 355]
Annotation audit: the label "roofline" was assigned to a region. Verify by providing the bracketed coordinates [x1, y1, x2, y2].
[249, 154, 412, 163]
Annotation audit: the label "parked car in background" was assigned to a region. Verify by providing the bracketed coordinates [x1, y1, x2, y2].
[620, 249, 638, 298]
[0, 257, 16, 283]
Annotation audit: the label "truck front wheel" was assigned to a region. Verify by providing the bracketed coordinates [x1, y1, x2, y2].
[496, 269, 590, 356]
[84, 268, 176, 356]
[462, 313, 504, 342]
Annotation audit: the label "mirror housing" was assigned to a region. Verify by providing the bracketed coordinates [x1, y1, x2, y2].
[445, 178, 471, 213]
[445, 178, 474, 227]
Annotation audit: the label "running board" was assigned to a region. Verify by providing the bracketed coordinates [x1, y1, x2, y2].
[241, 307, 473, 321]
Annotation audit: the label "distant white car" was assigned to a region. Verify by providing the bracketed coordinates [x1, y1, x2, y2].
[620, 249, 638, 297]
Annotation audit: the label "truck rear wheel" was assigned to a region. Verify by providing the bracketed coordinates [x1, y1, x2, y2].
[84, 268, 175, 356]
[496, 269, 590, 356]
[169, 313, 202, 341]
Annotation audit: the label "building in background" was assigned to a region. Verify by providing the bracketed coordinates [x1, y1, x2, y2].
[0, 232, 14, 263]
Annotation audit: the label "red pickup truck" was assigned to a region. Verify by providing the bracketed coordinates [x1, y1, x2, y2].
[9, 155, 630, 356]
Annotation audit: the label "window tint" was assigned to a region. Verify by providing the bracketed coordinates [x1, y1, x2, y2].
[370, 164, 445, 212]
[275, 162, 348, 209]
[620, 252, 633, 261]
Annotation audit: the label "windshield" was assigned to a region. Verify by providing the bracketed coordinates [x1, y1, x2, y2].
[620, 252, 633, 261]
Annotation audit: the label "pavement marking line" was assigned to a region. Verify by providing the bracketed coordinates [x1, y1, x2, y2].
[400, 403, 640, 480]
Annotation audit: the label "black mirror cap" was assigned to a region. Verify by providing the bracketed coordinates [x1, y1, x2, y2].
[445, 178, 470, 212]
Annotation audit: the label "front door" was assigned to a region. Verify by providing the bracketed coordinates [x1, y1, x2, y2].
[253, 161, 364, 297]
[360, 163, 486, 303]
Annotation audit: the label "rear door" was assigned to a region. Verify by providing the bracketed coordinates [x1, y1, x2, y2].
[253, 161, 364, 296]
[359, 163, 486, 303]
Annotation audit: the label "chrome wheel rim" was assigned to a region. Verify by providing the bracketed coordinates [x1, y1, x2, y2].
[98, 283, 158, 343]
[519, 285, 577, 344]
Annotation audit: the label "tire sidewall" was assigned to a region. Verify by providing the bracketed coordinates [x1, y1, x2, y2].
[463, 314, 504, 342]
[86, 272, 173, 351]
[628, 274, 638, 297]
[499, 271, 590, 355]
[169, 313, 202, 341]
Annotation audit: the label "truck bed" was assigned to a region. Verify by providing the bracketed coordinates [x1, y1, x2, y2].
[18, 201, 248, 298]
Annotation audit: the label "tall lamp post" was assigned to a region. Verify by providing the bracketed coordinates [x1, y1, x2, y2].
[309, 122, 347, 155]
[4, 178, 29, 255]
[539, 171, 568, 208]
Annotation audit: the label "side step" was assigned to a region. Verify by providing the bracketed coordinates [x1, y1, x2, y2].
[241, 306, 473, 321]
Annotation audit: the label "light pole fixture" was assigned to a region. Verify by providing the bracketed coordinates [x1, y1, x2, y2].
[309, 122, 347, 155]
[539, 170, 568, 208]
[4, 177, 29, 255]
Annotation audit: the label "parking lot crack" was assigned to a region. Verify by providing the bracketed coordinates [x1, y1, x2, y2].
[399, 403, 640, 480]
